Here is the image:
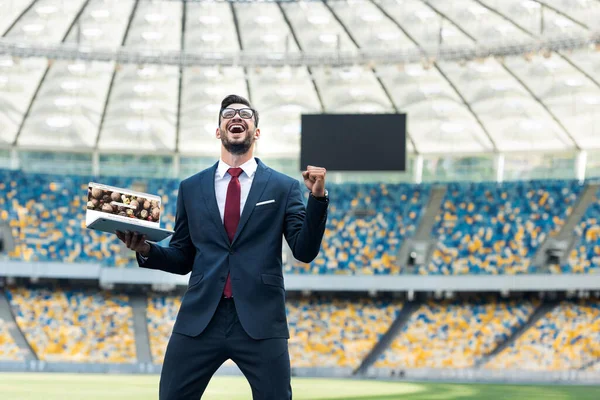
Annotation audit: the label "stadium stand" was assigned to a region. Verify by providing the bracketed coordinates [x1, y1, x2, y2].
[2, 169, 596, 276]
[147, 295, 181, 364]
[288, 183, 429, 275]
[146, 294, 400, 368]
[5, 287, 136, 363]
[487, 300, 600, 371]
[4, 287, 600, 374]
[2, 169, 429, 274]
[0, 318, 23, 361]
[287, 296, 401, 368]
[565, 187, 600, 274]
[0, 169, 177, 267]
[375, 296, 539, 368]
[427, 180, 583, 275]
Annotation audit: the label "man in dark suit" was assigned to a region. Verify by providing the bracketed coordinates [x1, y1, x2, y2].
[117, 94, 328, 399]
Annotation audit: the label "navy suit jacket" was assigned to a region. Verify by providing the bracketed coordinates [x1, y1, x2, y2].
[138, 158, 328, 339]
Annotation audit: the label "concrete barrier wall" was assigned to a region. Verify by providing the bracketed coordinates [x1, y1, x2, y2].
[0, 361, 351, 379]
[0, 360, 160, 374]
[366, 367, 600, 385]
[4, 260, 600, 292]
[1, 361, 599, 385]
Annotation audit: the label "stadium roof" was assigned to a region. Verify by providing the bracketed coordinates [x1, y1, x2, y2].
[0, 0, 598, 158]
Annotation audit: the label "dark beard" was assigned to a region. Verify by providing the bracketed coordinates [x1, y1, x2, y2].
[221, 128, 254, 155]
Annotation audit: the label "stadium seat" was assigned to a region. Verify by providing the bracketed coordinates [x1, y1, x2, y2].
[287, 297, 401, 367]
[147, 295, 182, 364]
[288, 183, 429, 275]
[375, 296, 539, 368]
[147, 294, 400, 368]
[1, 169, 592, 276]
[427, 181, 582, 275]
[2, 169, 429, 275]
[564, 187, 600, 274]
[0, 318, 23, 361]
[5, 287, 136, 363]
[0, 169, 177, 267]
[487, 300, 600, 371]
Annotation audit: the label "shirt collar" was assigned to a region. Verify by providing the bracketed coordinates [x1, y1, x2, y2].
[216, 157, 258, 179]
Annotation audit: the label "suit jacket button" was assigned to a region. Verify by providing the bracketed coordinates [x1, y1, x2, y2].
[229, 250, 234, 255]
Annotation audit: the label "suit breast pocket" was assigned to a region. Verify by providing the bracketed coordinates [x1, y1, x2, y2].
[254, 201, 277, 212]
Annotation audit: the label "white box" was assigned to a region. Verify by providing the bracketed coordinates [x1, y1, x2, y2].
[85, 182, 173, 242]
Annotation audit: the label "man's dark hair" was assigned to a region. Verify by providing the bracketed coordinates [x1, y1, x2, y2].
[219, 94, 259, 127]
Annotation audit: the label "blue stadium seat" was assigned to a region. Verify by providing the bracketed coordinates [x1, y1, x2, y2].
[0, 169, 590, 275]
[287, 183, 430, 275]
[487, 300, 600, 370]
[427, 180, 583, 275]
[0, 169, 177, 267]
[0, 317, 24, 361]
[564, 187, 600, 274]
[147, 294, 400, 368]
[376, 296, 539, 368]
[5, 287, 136, 363]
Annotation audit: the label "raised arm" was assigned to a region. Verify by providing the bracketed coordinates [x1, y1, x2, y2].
[284, 167, 329, 263]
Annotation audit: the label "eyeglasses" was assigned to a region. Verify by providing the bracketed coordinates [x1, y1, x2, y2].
[221, 108, 255, 119]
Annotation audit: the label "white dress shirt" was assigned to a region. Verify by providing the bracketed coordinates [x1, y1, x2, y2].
[139, 158, 257, 262]
[215, 157, 257, 222]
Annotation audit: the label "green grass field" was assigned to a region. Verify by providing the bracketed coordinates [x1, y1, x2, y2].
[0, 373, 599, 399]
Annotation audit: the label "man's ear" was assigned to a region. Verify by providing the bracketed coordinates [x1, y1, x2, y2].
[254, 128, 260, 140]
[215, 127, 221, 139]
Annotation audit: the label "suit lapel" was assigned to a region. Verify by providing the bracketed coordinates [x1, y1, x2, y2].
[199, 162, 230, 245]
[232, 159, 272, 244]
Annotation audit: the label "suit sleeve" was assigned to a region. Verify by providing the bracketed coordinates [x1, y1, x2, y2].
[136, 182, 195, 275]
[283, 180, 328, 263]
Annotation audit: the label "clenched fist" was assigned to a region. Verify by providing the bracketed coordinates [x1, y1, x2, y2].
[116, 230, 151, 257]
[302, 165, 327, 197]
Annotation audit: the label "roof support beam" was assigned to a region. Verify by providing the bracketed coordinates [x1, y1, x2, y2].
[1, 0, 39, 37]
[500, 63, 581, 150]
[472, 0, 539, 36]
[422, 0, 581, 150]
[322, 0, 419, 152]
[473, 0, 600, 92]
[422, 0, 478, 43]
[175, 0, 186, 153]
[229, 3, 252, 103]
[533, 0, 589, 30]
[12, 0, 92, 147]
[469, 1, 591, 149]
[277, 2, 325, 113]
[372, 0, 497, 152]
[560, 55, 600, 88]
[95, 0, 141, 149]
[0, 33, 595, 67]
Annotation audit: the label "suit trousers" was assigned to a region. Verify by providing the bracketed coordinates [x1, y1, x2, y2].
[159, 297, 292, 400]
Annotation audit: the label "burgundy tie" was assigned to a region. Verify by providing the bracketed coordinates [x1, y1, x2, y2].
[223, 167, 243, 298]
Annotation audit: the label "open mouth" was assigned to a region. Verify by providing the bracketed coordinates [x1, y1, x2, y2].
[227, 123, 246, 134]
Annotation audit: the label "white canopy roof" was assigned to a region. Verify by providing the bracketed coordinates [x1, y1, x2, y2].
[0, 0, 598, 156]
